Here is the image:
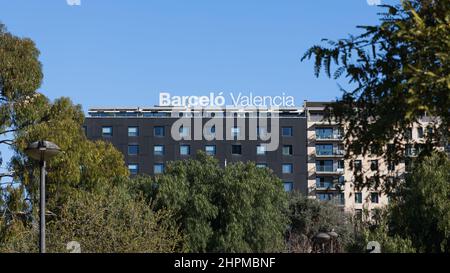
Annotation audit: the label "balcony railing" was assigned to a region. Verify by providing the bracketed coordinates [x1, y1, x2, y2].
[316, 166, 344, 173]
[316, 182, 334, 189]
[316, 134, 343, 140]
[316, 150, 346, 157]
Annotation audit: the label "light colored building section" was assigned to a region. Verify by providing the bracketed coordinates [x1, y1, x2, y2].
[304, 101, 439, 220]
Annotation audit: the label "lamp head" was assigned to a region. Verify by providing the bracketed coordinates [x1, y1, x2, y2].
[25, 141, 61, 161]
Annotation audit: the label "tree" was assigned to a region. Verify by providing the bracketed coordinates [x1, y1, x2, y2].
[0, 183, 185, 253]
[347, 208, 416, 253]
[6, 96, 129, 205]
[389, 152, 450, 253]
[302, 0, 449, 172]
[285, 192, 355, 253]
[146, 153, 289, 253]
[0, 22, 43, 168]
[0, 22, 187, 253]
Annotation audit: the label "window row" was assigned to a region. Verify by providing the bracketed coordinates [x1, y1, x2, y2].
[128, 163, 165, 175]
[101, 126, 295, 137]
[316, 193, 345, 205]
[127, 144, 295, 156]
[354, 192, 379, 204]
[128, 163, 295, 178]
[405, 126, 434, 140]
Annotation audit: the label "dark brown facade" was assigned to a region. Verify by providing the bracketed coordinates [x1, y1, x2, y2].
[84, 109, 308, 193]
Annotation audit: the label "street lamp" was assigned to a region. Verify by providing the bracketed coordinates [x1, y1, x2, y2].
[314, 232, 331, 253]
[327, 230, 339, 253]
[25, 140, 61, 253]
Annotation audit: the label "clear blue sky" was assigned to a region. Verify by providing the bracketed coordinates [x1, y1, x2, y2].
[0, 0, 397, 178]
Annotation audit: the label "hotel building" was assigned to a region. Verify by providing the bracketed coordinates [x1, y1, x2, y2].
[305, 101, 441, 217]
[84, 106, 308, 193]
[84, 102, 439, 217]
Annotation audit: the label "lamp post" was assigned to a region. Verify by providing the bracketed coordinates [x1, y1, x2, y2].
[25, 141, 61, 253]
[314, 232, 331, 253]
[327, 230, 339, 253]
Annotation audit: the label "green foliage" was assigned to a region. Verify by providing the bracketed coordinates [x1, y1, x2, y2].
[389, 152, 450, 252]
[0, 22, 43, 164]
[286, 192, 355, 253]
[302, 0, 450, 181]
[348, 209, 416, 253]
[0, 23, 42, 100]
[360, 224, 416, 253]
[0, 21, 185, 253]
[147, 152, 289, 253]
[0, 183, 185, 253]
[10, 96, 129, 202]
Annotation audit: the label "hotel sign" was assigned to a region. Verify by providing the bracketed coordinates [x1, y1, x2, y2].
[159, 92, 296, 108]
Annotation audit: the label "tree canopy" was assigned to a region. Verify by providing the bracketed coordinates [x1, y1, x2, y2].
[143, 153, 289, 253]
[302, 0, 449, 164]
[286, 192, 356, 253]
[389, 152, 450, 253]
[0, 23, 43, 170]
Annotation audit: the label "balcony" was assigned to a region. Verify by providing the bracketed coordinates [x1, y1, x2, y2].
[315, 149, 346, 158]
[315, 134, 343, 141]
[316, 176, 345, 191]
[316, 193, 345, 206]
[315, 165, 345, 174]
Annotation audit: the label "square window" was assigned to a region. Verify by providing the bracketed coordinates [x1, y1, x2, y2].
[371, 192, 379, 203]
[388, 161, 396, 171]
[154, 126, 165, 137]
[102, 126, 113, 137]
[338, 160, 345, 170]
[354, 160, 362, 171]
[370, 160, 379, 171]
[355, 192, 363, 204]
[338, 176, 345, 185]
[128, 164, 138, 175]
[128, 145, 139, 155]
[282, 164, 293, 174]
[154, 163, 165, 174]
[283, 182, 294, 192]
[205, 145, 216, 156]
[417, 127, 424, 138]
[179, 126, 190, 138]
[256, 145, 267, 155]
[283, 145, 293, 156]
[232, 145, 242, 155]
[256, 163, 267, 169]
[154, 145, 164, 156]
[180, 145, 190, 156]
[128, 127, 139, 137]
[282, 127, 293, 137]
